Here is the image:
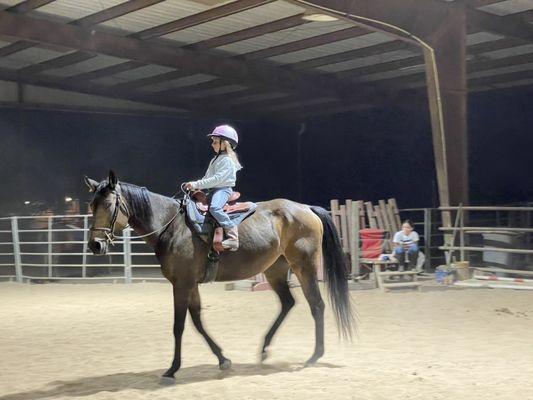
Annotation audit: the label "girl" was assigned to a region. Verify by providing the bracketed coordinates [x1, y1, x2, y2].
[393, 219, 419, 270]
[185, 125, 242, 251]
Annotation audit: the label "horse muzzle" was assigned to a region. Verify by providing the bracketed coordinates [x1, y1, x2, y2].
[88, 238, 109, 255]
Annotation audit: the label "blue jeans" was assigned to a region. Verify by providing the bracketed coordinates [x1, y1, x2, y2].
[207, 187, 235, 229]
[394, 244, 419, 267]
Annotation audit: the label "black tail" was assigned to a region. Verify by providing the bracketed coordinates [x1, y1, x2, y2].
[311, 206, 355, 340]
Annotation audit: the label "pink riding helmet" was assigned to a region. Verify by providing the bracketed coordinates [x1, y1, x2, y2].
[207, 125, 239, 148]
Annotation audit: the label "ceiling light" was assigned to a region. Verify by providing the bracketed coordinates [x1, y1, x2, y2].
[302, 14, 338, 22]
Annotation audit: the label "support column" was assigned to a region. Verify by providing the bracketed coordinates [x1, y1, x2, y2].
[423, 5, 468, 225]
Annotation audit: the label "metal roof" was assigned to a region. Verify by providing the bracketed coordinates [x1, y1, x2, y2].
[0, 0, 532, 118]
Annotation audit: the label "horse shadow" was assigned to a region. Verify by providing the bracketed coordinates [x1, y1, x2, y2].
[0, 362, 342, 400]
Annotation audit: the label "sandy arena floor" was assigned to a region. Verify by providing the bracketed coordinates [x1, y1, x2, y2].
[0, 281, 532, 400]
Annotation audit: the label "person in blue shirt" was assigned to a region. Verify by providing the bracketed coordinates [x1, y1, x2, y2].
[185, 125, 242, 251]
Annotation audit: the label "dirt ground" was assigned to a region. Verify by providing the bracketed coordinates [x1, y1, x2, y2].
[0, 281, 532, 400]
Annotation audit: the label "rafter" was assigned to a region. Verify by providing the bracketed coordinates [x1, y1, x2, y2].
[0, 0, 165, 65]
[337, 36, 521, 81]
[187, 13, 309, 51]
[0, 0, 57, 57]
[466, 7, 533, 43]
[0, 66, 220, 114]
[72, 0, 165, 27]
[114, 14, 310, 91]
[17, 51, 97, 75]
[240, 26, 370, 61]
[65, 61, 147, 83]
[469, 68, 533, 87]
[289, 40, 412, 71]
[0, 10, 364, 98]
[111, 70, 190, 92]
[14, 0, 290, 86]
[6, 0, 55, 13]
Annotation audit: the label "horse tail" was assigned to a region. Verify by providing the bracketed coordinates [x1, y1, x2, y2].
[310, 206, 355, 340]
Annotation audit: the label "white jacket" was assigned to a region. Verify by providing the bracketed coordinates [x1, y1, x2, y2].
[191, 153, 242, 190]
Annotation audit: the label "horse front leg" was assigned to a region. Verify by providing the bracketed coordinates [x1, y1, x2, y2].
[161, 284, 190, 383]
[188, 285, 232, 370]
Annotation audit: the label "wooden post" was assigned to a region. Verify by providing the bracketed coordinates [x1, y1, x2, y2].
[346, 199, 353, 244]
[339, 205, 349, 253]
[350, 203, 360, 277]
[378, 200, 392, 235]
[373, 205, 384, 230]
[330, 199, 341, 235]
[388, 198, 402, 228]
[356, 200, 366, 230]
[365, 202, 377, 229]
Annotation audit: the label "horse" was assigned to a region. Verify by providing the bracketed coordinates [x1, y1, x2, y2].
[85, 170, 354, 383]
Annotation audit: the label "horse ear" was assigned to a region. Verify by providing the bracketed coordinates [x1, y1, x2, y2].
[84, 176, 98, 192]
[108, 170, 118, 189]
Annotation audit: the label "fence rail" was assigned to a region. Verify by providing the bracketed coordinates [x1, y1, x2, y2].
[1, 205, 532, 283]
[0, 214, 162, 283]
[437, 206, 533, 268]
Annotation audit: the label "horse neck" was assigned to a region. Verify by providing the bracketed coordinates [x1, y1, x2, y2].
[125, 189, 182, 248]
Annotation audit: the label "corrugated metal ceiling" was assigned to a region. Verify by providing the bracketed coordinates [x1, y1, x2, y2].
[45, 55, 129, 77]
[0, 0, 531, 115]
[28, 0, 128, 22]
[215, 20, 354, 55]
[162, 1, 304, 45]
[99, 0, 208, 34]
[267, 32, 395, 64]
[0, 47, 71, 69]
[317, 49, 419, 73]
[479, 0, 533, 16]
[0, 0, 25, 9]
[139, 73, 217, 92]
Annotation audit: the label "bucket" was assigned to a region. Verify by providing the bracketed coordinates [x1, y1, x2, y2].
[435, 265, 454, 285]
[452, 261, 471, 281]
[435, 269, 448, 284]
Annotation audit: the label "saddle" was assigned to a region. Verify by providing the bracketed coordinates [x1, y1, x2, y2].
[191, 190, 253, 214]
[189, 190, 253, 253]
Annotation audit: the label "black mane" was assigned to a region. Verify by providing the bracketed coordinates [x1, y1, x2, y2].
[119, 182, 153, 223]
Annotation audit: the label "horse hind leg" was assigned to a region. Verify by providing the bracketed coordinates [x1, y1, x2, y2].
[286, 248, 325, 366]
[260, 257, 295, 362]
[188, 285, 232, 370]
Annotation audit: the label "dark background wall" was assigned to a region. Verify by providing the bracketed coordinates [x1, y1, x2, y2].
[0, 86, 531, 216]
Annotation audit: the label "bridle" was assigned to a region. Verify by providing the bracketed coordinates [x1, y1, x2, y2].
[90, 185, 187, 246]
[90, 189, 131, 245]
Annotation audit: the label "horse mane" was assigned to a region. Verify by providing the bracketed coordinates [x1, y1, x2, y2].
[119, 182, 153, 222]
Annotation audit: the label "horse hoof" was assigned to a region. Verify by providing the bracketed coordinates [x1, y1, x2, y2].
[260, 351, 268, 362]
[160, 376, 176, 386]
[219, 359, 232, 370]
[304, 358, 318, 368]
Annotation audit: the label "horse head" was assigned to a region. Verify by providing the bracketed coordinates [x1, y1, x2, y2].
[84, 170, 130, 255]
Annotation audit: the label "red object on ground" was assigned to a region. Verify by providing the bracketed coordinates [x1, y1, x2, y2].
[360, 229, 386, 258]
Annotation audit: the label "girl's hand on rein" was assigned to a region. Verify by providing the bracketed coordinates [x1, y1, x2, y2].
[184, 182, 193, 190]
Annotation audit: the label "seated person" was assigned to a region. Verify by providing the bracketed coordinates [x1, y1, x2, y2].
[393, 220, 419, 270]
